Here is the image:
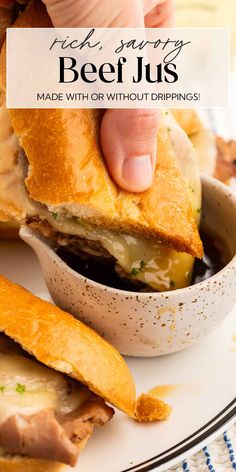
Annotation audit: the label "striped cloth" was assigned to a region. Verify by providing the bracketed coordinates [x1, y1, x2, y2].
[170, 425, 236, 472]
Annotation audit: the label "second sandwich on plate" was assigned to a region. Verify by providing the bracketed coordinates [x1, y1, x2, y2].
[0, 275, 171, 472]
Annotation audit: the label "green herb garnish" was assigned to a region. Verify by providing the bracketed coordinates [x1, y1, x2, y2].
[16, 383, 26, 394]
[131, 260, 147, 276]
[0, 386, 5, 393]
[52, 212, 58, 220]
[140, 260, 147, 270]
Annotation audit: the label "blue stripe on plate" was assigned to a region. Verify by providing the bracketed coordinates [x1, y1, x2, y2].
[224, 432, 236, 469]
[182, 460, 191, 472]
[203, 446, 216, 472]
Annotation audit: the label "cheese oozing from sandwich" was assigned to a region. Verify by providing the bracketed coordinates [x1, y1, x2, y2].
[46, 212, 195, 291]
[0, 103, 201, 291]
[44, 112, 201, 291]
[0, 336, 113, 466]
[0, 101, 36, 221]
[0, 340, 90, 426]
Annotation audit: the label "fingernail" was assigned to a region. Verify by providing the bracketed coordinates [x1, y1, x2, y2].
[122, 155, 153, 191]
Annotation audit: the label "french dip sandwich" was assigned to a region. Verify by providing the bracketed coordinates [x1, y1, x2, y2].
[0, 275, 172, 471]
[0, 1, 203, 292]
[0, 275, 133, 470]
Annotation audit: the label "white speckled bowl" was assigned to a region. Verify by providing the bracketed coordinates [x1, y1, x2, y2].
[20, 175, 236, 357]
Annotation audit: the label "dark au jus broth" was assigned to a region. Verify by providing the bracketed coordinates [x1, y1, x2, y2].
[56, 247, 142, 292]
[56, 230, 226, 292]
[192, 230, 226, 285]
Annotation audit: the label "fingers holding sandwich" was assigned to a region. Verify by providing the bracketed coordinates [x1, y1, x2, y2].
[101, 109, 160, 192]
[40, 0, 172, 192]
[42, 0, 144, 28]
[144, 0, 175, 27]
[1, 0, 174, 193]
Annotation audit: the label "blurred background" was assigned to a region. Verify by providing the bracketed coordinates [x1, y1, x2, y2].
[176, 0, 236, 142]
[176, 0, 236, 63]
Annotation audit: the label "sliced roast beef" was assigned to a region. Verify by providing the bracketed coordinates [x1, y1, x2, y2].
[26, 217, 147, 291]
[0, 397, 114, 466]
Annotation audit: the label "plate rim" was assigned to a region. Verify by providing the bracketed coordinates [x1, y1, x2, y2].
[122, 398, 236, 472]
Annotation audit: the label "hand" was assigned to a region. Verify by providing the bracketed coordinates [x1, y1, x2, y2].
[44, 0, 175, 192]
[2, 0, 175, 192]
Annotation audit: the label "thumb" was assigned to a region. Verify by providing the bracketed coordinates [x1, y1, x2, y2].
[101, 109, 160, 192]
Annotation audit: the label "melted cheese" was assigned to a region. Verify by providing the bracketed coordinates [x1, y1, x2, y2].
[0, 104, 37, 220]
[48, 113, 201, 292]
[0, 348, 89, 425]
[47, 214, 194, 291]
[0, 103, 201, 291]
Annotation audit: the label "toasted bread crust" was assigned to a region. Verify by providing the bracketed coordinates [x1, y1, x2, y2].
[0, 275, 136, 416]
[0, 456, 66, 472]
[0, 1, 202, 257]
[12, 106, 202, 256]
[135, 394, 172, 422]
[0, 211, 11, 223]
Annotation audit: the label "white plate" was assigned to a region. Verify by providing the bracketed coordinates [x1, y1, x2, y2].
[0, 240, 236, 472]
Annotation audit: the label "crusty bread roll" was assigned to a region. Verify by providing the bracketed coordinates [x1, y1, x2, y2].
[0, 275, 171, 472]
[0, 453, 68, 472]
[0, 275, 136, 416]
[0, 0, 202, 258]
[0, 274, 135, 471]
